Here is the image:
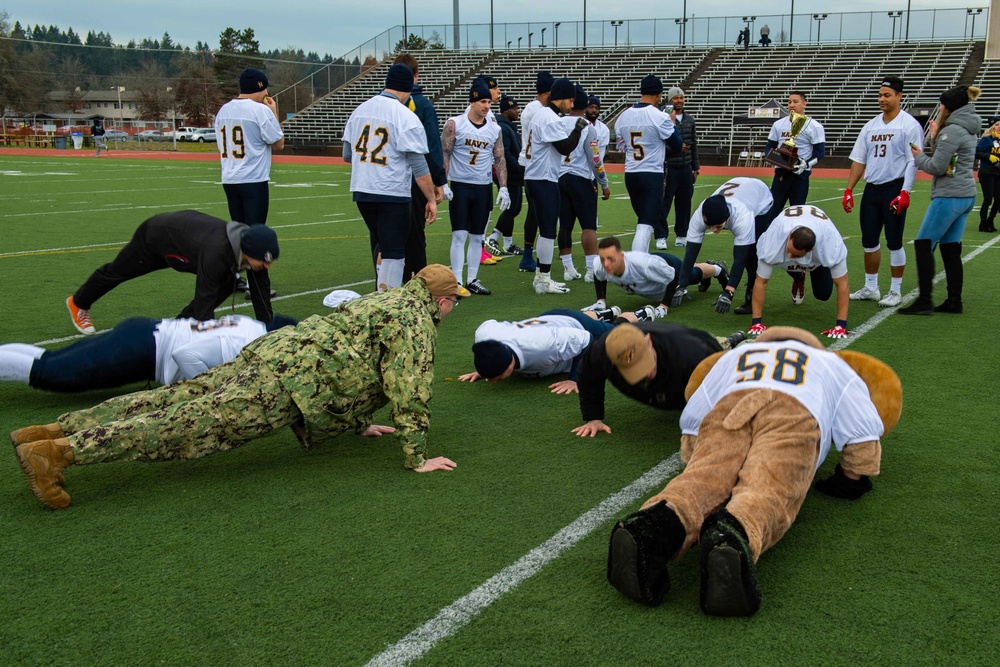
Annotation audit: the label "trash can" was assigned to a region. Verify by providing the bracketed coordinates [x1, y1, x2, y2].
[54, 136, 67, 150]
[71, 133, 84, 150]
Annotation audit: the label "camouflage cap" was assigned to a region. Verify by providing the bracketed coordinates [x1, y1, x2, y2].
[605, 324, 655, 385]
[415, 264, 471, 298]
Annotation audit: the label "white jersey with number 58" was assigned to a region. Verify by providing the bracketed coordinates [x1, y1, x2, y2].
[681, 339, 884, 466]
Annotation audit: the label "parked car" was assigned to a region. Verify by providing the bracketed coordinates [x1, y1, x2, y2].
[137, 130, 166, 141]
[103, 129, 129, 141]
[169, 127, 198, 141]
[189, 128, 217, 143]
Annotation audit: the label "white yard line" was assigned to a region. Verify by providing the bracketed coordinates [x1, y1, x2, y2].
[366, 234, 999, 666]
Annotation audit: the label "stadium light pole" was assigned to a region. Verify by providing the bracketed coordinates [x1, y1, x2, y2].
[682, 0, 688, 46]
[541, 27, 547, 48]
[888, 11, 902, 42]
[905, 0, 912, 42]
[490, 2, 494, 51]
[507, 40, 512, 50]
[554, 22, 561, 48]
[968, 8, 983, 39]
[611, 20, 624, 48]
[789, 0, 795, 45]
[583, 0, 588, 48]
[812, 13, 827, 44]
[518, 36, 523, 49]
[528, 31, 534, 49]
[403, 0, 407, 49]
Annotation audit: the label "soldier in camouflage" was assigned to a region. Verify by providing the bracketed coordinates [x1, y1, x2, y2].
[11, 264, 470, 510]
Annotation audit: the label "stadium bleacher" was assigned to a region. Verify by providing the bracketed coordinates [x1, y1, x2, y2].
[282, 41, 986, 162]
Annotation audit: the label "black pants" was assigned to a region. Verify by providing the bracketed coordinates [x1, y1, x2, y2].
[979, 173, 1000, 224]
[764, 169, 810, 223]
[225, 181, 273, 321]
[74, 223, 173, 310]
[659, 165, 695, 239]
[404, 182, 430, 282]
[494, 183, 524, 237]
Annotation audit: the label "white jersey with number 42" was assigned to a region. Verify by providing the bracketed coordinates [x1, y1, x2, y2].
[681, 339, 884, 466]
[345, 94, 429, 198]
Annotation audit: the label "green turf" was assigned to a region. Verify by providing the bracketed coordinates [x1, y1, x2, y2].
[0, 154, 997, 665]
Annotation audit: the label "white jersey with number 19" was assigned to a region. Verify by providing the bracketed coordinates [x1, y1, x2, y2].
[214, 98, 284, 184]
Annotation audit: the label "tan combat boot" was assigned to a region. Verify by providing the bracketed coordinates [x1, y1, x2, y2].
[10, 423, 66, 448]
[16, 438, 75, 509]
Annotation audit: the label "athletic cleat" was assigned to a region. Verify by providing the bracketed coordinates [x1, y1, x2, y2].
[481, 248, 502, 264]
[235, 277, 249, 291]
[700, 260, 729, 292]
[518, 254, 537, 272]
[674, 237, 687, 247]
[699, 510, 761, 617]
[633, 305, 657, 322]
[791, 273, 806, 305]
[723, 331, 748, 350]
[733, 300, 753, 316]
[533, 271, 570, 294]
[849, 286, 881, 302]
[878, 290, 901, 307]
[655, 238, 668, 250]
[584, 270, 595, 283]
[563, 265, 582, 281]
[484, 238, 505, 256]
[504, 243, 525, 256]
[245, 289, 278, 300]
[465, 279, 492, 295]
[66, 296, 95, 335]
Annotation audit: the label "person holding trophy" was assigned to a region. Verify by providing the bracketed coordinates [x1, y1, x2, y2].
[762, 92, 826, 223]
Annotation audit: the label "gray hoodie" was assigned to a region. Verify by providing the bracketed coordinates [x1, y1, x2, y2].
[914, 104, 981, 199]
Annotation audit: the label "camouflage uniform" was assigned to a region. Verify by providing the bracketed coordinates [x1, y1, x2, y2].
[60, 280, 443, 470]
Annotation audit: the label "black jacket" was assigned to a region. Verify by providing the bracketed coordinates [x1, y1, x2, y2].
[577, 321, 722, 422]
[409, 85, 447, 187]
[133, 211, 248, 320]
[497, 114, 524, 187]
[665, 112, 698, 170]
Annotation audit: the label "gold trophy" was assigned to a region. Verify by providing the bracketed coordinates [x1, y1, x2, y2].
[765, 111, 810, 171]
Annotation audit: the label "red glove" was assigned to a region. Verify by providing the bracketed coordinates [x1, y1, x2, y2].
[821, 325, 851, 339]
[748, 322, 768, 336]
[890, 190, 910, 214]
[842, 188, 854, 213]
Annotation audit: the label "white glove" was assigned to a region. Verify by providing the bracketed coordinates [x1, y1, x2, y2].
[497, 187, 511, 211]
[582, 299, 607, 312]
[653, 305, 668, 319]
[443, 184, 454, 201]
[792, 158, 813, 175]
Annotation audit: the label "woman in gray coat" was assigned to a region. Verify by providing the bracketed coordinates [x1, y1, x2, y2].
[900, 85, 981, 315]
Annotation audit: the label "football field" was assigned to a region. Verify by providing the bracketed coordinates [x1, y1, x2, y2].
[1, 154, 997, 665]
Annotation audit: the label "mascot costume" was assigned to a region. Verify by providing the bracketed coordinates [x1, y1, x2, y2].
[607, 326, 902, 616]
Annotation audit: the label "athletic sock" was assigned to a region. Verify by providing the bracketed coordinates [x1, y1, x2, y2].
[865, 273, 879, 290]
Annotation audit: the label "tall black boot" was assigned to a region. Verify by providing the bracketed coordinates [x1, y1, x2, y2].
[934, 242, 963, 313]
[898, 238, 935, 315]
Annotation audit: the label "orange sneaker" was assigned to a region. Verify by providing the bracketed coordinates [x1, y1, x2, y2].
[66, 295, 95, 335]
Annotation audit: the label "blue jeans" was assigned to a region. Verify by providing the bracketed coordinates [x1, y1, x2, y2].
[916, 197, 975, 246]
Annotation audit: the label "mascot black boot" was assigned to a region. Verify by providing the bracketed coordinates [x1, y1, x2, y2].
[607, 500, 685, 606]
[898, 238, 935, 315]
[934, 242, 963, 313]
[699, 509, 762, 617]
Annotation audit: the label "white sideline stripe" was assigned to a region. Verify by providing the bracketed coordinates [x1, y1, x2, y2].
[366, 236, 998, 666]
[365, 455, 685, 667]
[33, 280, 371, 346]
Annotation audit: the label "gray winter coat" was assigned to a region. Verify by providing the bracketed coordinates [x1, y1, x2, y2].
[914, 104, 980, 199]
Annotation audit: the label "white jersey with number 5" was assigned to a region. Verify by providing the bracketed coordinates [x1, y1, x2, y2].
[525, 106, 572, 182]
[447, 113, 501, 185]
[214, 98, 284, 184]
[614, 104, 676, 173]
[755, 206, 848, 279]
[848, 111, 924, 187]
[681, 339, 884, 466]
[345, 94, 429, 198]
[475, 315, 592, 377]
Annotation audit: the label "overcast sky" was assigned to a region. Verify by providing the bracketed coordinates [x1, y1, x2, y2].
[7, 1, 989, 59]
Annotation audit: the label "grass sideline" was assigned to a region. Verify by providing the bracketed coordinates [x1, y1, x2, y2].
[1, 154, 997, 665]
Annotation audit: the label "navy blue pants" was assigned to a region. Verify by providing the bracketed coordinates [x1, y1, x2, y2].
[625, 171, 664, 229]
[494, 183, 524, 237]
[449, 182, 493, 234]
[764, 169, 810, 222]
[30, 317, 157, 392]
[860, 178, 908, 250]
[558, 174, 598, 249]
[526, 179, 560, 239]
[540, 308, 614, 339]
[224, 181, 270, 226]
[357, 201, 410, 262]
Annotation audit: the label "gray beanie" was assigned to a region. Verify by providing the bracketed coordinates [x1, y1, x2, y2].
[667, 87, 685, 100]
